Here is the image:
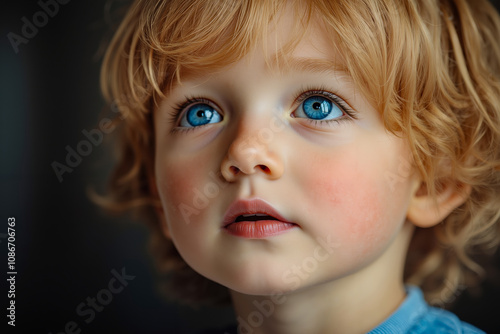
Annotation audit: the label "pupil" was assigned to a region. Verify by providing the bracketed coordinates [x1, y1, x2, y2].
[313, 102, 321, 110]
[197, 110, 205, 118]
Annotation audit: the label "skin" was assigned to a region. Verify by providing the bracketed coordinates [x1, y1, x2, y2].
[152, 6, 466, 334]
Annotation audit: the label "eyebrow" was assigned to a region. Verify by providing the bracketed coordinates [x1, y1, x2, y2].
[269, 56, 348, 76]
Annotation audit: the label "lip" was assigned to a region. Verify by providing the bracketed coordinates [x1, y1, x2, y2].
[222, 198, 298, 238]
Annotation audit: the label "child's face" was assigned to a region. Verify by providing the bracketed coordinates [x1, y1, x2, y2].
[153, 11, 419, 295]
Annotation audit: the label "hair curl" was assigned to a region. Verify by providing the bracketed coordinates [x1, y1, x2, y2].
[98, 0, 500, 306]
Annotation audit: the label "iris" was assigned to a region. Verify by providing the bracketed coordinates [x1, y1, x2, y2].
[301, 96, 342, 120]
[184, 104, 222, 127]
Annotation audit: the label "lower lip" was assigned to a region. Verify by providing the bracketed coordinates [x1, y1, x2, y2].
[224, 220, 297, 238]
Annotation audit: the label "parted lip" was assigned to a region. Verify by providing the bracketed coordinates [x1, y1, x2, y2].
[222, 198, 295, 227]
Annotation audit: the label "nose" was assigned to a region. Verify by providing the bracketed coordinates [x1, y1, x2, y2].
[220, 125, 284, 182]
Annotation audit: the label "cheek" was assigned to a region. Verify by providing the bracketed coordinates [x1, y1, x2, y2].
[155, 150, 217, 230]
[155, 153, 218, 267]
[153, 124, 225, 227]
[312, 167, 387, 234]
[296, 147, 408, 258]
[158, 162, 198, 218]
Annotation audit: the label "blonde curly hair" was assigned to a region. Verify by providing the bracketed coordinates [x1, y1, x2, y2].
[98, 0, 500, 306]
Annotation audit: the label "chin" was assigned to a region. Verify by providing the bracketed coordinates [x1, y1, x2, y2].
[225, 282, 292, 297]
[214, 269, 306, 297]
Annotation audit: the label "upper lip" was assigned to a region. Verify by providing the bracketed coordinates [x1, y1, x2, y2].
[222, 198, 294, 227]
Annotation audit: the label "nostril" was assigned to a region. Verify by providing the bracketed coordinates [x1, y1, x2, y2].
[230, 166, 240, 174]
[258, 165, 270, 173]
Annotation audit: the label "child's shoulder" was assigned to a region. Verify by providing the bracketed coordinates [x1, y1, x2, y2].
[414, 308, 485, 334]
[369, 286, 484, 334]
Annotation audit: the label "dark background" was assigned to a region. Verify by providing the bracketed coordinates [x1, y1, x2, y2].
[1, 1, 499, 333]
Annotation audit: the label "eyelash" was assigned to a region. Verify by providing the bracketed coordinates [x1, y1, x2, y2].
[291, 87, 357, 127]
[168, 96, 217, 134]
[168, 88, 357, 133]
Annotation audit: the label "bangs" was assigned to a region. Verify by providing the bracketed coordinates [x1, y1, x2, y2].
[101, 0, 391, 113]
[128, 0, 315, 101]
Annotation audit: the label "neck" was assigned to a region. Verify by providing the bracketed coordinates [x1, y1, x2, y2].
[230, 222, 413, 334]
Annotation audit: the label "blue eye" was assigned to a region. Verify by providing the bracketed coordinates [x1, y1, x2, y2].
[296, 96, 343, 121]
[180, 103, 222, 127]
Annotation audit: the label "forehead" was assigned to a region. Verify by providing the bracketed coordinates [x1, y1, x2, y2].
[176, 5, 345, 84]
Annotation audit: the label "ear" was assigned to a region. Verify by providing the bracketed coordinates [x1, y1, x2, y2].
[407, 178, 471, 228]
[149, 175, 172, 240]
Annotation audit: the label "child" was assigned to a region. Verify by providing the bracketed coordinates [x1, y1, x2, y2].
[99, 0, 500, 332]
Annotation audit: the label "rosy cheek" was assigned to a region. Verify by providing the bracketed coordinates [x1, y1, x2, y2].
[297, 152, 397, 257]
[156, 158, 203, 226]
[156, 159, 211, 261]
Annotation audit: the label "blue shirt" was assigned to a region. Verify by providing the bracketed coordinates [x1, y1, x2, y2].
[199, 286, 484, 334]
[368, 285, 484, 334]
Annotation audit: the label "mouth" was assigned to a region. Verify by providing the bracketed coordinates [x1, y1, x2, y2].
[222, 198, 298, 238]
[234, 213, 280, 223]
